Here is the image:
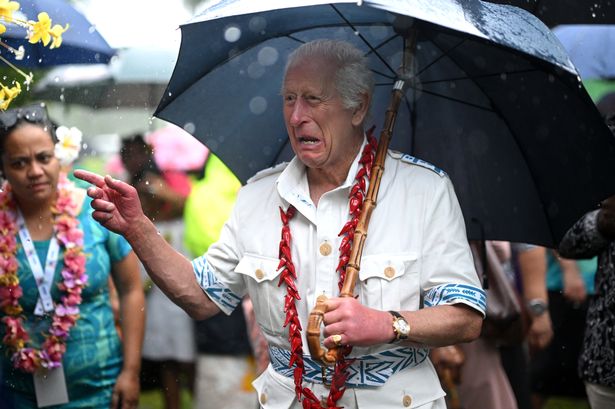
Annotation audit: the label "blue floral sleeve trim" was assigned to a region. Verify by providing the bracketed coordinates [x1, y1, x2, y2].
[424, 283, 486, 316]
[192, 255, 242, 314]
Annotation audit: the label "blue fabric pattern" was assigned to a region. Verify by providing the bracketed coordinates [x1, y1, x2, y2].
[424, 283, 487, 314]
[0, 196, 132, 408]
[269, 345, 429, 387]
[192, 255, 242, 313]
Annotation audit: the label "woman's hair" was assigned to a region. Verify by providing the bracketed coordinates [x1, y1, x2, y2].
[0, 102, 57, 155]
[283, 39, 374, 111]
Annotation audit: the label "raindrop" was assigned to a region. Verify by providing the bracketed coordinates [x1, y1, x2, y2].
[257, 47, 279, 66]
[224, 25, 242, 43]
[249, 16, 267, 33]
[548, 74, 555, 83]
[88, 26, 96, 34]
[500, 73, 507, 81]
[263, 146, 272, 156]
[247, 62, 265, 79]
[183, 122, 196, 134]
[249, 96, 267, 115]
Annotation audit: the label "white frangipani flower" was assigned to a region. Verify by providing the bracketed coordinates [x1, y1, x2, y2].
[54, 126, 83, 166]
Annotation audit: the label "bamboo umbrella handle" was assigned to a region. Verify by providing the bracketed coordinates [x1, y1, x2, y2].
[306, 30, 416, 367]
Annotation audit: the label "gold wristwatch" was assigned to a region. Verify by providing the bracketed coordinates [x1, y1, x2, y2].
[388, 311, 410, 343]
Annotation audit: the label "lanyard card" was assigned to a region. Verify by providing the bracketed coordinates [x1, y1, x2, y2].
[33, 365, 69, 407]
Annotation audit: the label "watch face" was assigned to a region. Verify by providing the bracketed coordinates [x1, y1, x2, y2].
[528, 300, 547, 316]
[398, 320, 410, 334]
[394, 318, 410, 337]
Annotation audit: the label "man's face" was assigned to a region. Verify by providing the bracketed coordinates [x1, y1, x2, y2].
[282, 56, 366, 174]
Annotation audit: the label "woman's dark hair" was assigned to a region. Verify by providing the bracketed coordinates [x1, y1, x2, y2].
[0, 102, 57, 155]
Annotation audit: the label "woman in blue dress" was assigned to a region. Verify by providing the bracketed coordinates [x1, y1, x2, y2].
[0, 103, 145, 408]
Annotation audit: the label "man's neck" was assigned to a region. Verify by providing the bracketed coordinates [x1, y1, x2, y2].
[307, 137, 364, 206]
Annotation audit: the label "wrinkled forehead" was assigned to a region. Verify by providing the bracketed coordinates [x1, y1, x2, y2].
[282, 56, 338, 93]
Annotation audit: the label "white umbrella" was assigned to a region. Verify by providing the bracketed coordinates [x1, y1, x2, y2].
[33, 46, 177, 109]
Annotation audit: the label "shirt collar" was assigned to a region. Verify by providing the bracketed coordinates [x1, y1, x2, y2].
[276, 135, 368, 222]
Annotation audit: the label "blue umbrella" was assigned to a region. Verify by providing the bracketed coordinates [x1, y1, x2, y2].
[553, 24, 615, 81]
[154, 0, 615, 247]
[1, 0, 114, 67]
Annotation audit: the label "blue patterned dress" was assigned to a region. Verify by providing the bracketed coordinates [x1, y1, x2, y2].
[0, 195, 132, 408]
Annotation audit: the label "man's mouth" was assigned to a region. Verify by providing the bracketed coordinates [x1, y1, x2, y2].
[299, 136, 319, 145]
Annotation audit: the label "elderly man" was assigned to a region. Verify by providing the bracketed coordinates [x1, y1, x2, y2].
[76, 40, 485, 409]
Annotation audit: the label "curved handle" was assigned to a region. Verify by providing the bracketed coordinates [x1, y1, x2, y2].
[306, 294, 342, 366]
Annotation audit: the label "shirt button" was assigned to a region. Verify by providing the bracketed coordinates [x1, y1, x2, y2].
[260, 392, 267, 405]
[255, 269, 265, 280]
[319, 242, 332, 256]
[384, 266, 396, 278]
[402, 394, 412, 407]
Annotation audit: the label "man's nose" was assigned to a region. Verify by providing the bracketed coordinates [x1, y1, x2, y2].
[289, 99, 308, 126]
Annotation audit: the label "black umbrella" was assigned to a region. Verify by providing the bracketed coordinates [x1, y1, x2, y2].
[154, 0, 615, 248]
[486, 0, 615, 26]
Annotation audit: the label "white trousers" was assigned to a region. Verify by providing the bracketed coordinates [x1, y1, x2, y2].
[585, 382, 615, 409]
[194, 354, 258, 409]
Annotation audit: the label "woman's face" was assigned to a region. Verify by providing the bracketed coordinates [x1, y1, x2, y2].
[1, 123, 60, 205]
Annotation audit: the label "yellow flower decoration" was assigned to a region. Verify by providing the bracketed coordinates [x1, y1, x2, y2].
[28, 12, 52, 46]
[0, 0, 20, 22]
[49, 22, 69, 49]
[0, 81, 21, 110]
[27, 12, 68, 49]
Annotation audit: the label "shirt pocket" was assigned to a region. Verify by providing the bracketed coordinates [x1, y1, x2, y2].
[234, 253, 286, 337]
[358, 253, 421, 312]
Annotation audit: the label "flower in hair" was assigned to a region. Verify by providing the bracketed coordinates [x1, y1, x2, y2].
[54, 126, 82, 166]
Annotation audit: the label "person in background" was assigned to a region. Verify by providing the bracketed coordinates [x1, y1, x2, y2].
[0, 102, 144, 408]
[182, 153, 258, 409]
[528, 247, 595, 408]
[75, 39, 484, 409]
[119, 134, 195, 409]
[431, 240, 518, 409]
[558, 112, 615, 409]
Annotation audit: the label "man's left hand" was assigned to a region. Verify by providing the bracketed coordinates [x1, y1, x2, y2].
[321, 297, 392, 347]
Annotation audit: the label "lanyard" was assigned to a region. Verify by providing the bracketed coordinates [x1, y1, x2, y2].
[16, 210, 60, 316]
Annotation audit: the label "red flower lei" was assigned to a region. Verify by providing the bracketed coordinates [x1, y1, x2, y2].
[278, 130, 377, 408]
[0, 173, 87, 373]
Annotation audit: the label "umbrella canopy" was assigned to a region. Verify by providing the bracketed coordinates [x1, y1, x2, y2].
[486, 0, 615, 26]
[33, 46, 177, 108]
[553, 25, 615, 81]
[1, 0, 114, 67]
[552, 24, 615, 104]
[154, 0, 615, 248]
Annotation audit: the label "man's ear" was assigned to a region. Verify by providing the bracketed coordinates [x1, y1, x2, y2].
[351, 93, 370, 126]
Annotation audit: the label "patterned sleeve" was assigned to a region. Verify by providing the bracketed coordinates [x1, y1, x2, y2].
[420, 177, 486, 316]
[559, 210, 610, 259]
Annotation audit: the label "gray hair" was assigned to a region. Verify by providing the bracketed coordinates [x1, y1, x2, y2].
[284, 39, 374, 111]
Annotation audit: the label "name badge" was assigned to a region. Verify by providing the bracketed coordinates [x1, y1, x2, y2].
[33, 365, 69, 407]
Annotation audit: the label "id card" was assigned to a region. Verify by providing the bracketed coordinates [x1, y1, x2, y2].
[33, 365, 69, 407]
